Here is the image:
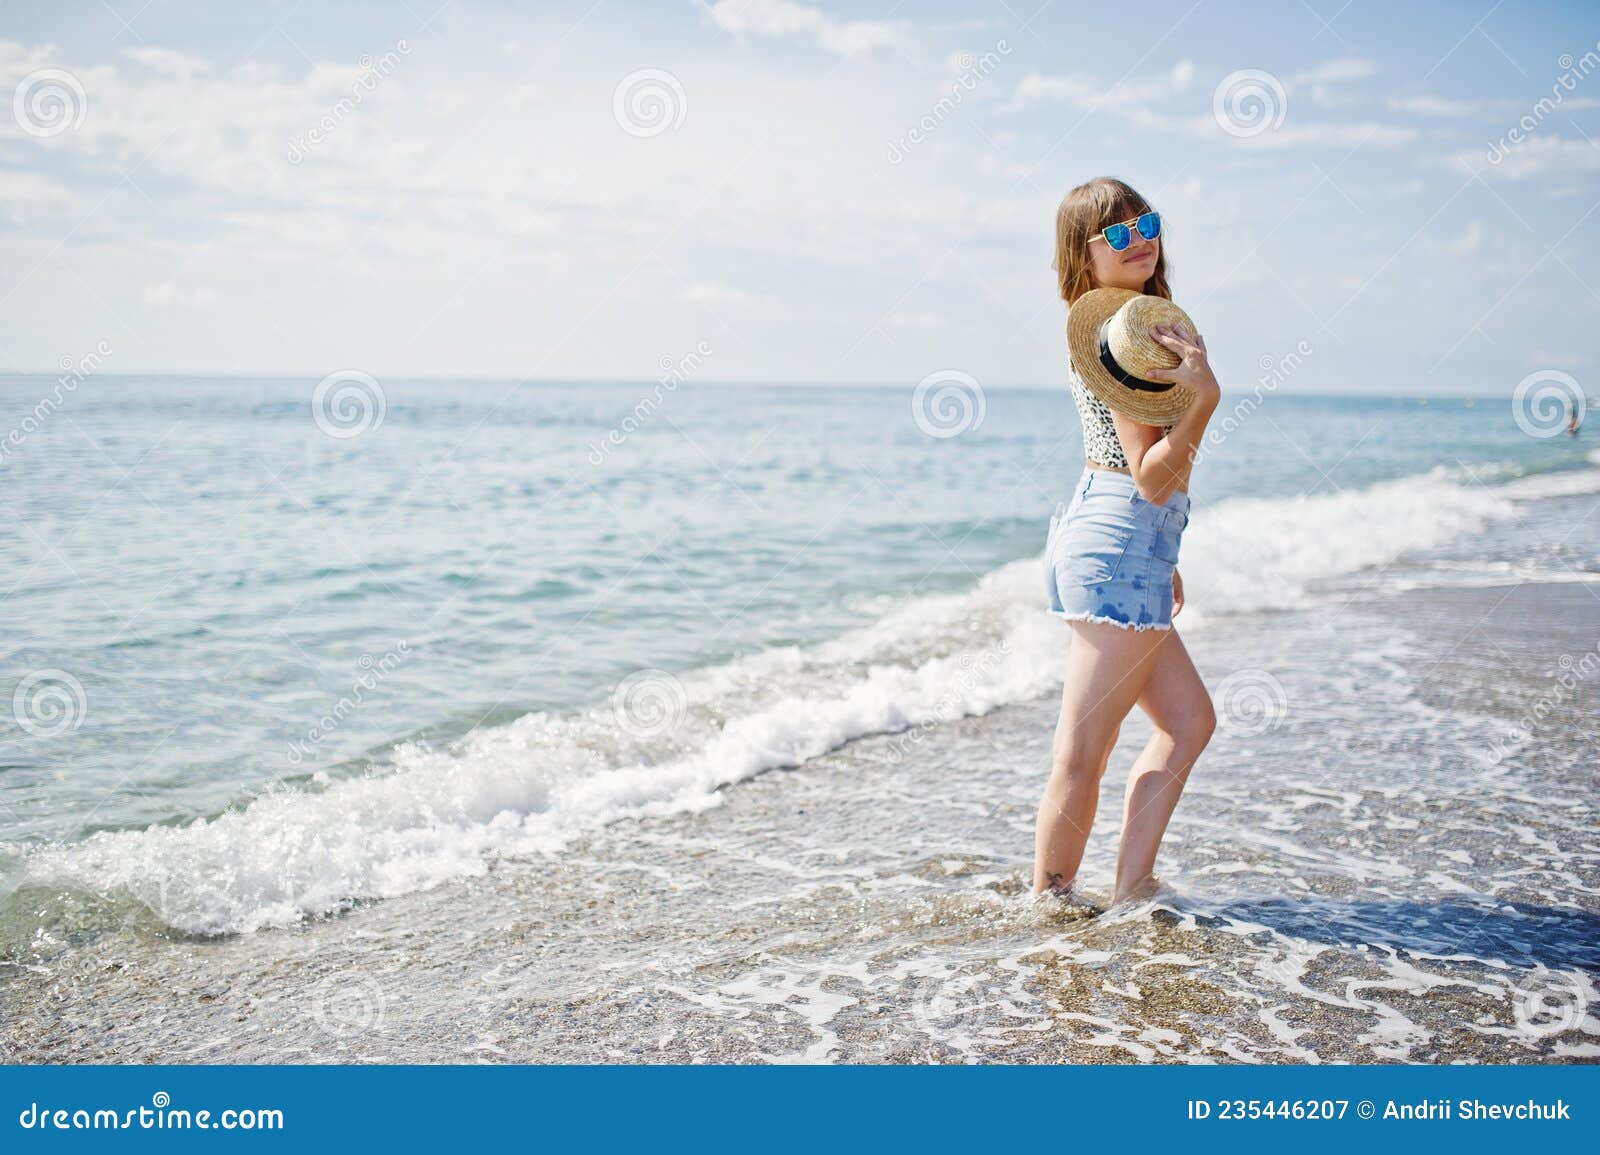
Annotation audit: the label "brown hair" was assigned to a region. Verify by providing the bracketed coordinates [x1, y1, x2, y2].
[1051, 176, 1171, 306]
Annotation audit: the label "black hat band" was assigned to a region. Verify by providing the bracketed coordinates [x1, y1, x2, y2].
[1097, 317, 1174, 393]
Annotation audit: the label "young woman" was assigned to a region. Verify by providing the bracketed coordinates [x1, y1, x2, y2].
[1033, 177, 1222, 907]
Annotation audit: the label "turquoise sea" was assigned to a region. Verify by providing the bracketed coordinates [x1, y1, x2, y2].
[1, 374, 1596, 1062]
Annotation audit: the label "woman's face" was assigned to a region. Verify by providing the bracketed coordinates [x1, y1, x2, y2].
[1087, 213, 1158, 291]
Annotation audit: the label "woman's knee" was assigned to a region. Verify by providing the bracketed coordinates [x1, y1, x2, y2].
[1172, 700, 1217, 757]
[1050, 728, 1115, 783]
[1147, 698, 1215, 762]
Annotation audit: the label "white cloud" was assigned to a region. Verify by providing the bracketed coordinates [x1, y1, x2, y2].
[0, 10, 1589, 391]
[1010, 62, 1415, 149]
[681, 282, 751, 305]
[696, 0, 910, 56]
[1010, 72, 1097, 108]
[143, 282, 219, 308]
[1419, 220, 1483, 255]
[1287, 57, 1377, 109]
[1229, 121, 1416, 149]
[1290, 58, 1377, 85]
[0, 168, 76, 206]
[121, 46, 212, 80]
[1011, 59, 1195, 112]
[886, 310, 945, 329]
[1388, 94, 1479, 117]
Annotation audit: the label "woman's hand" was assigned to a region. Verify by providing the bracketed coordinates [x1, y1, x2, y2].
[1145, 323, 1220, 402]
[1172, 566, 1184, 618]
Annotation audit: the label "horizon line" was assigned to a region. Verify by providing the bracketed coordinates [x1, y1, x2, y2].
[0, 368, 1571, 403]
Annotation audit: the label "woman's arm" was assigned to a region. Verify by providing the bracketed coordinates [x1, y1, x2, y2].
[1111, 323, 1222, 505]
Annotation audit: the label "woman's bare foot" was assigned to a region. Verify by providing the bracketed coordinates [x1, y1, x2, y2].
[1110, 871, 1162, 906]
[1032, 876, 1107, 918]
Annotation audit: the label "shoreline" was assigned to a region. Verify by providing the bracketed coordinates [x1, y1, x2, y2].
[4, 559, 1597, 1064]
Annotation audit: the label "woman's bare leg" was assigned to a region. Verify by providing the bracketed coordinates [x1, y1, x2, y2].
[1113, 627, 1216, 903]
[1032, 621, 1168, 895]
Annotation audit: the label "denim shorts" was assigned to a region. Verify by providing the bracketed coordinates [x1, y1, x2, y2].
[1044, 467, 1191, 631]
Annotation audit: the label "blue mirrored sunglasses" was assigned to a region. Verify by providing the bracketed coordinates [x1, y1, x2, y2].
[1089, 211, 1161, 252]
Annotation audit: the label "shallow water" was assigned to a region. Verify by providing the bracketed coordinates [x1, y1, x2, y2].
[2, 378, 1597, 1062]
[4, 553, 1597, 1063]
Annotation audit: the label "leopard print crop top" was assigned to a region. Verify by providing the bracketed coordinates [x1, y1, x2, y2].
[1068, 360, 1174, 469]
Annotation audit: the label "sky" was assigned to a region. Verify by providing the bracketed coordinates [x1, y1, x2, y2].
[0, 0, 1597, 394]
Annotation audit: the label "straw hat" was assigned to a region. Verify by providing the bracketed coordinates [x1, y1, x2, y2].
[1066, 288, 1198, 425]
